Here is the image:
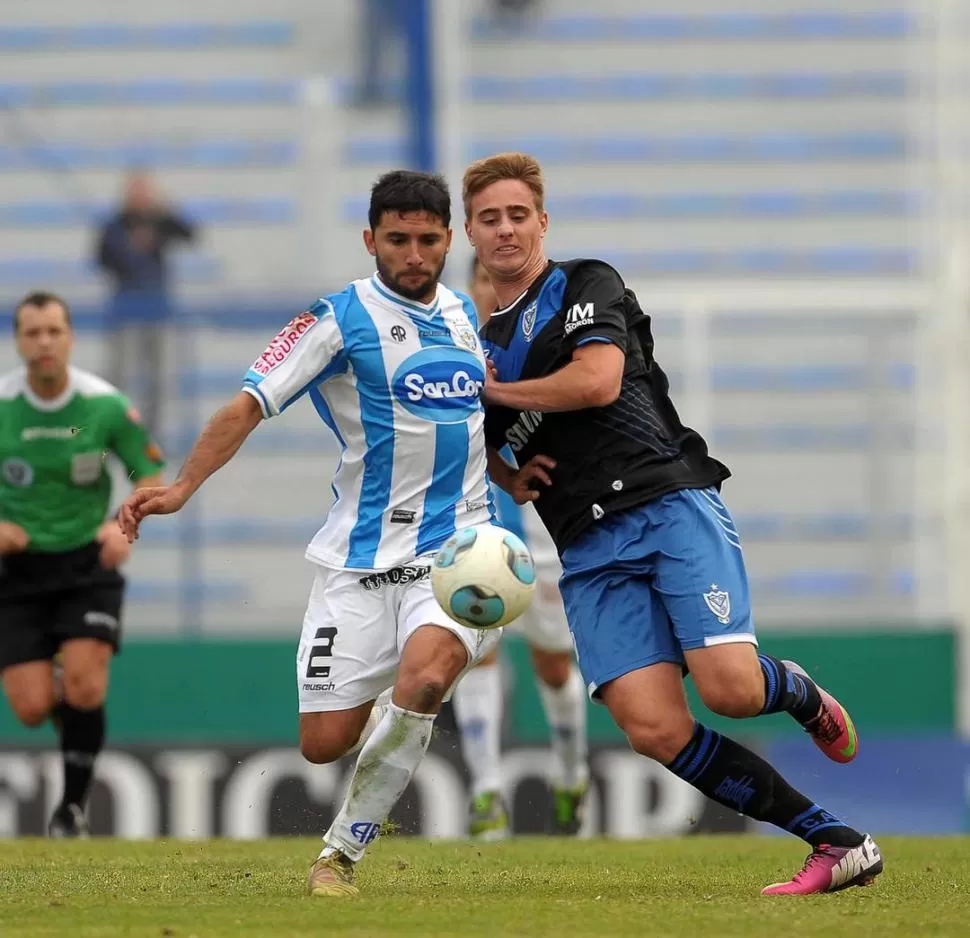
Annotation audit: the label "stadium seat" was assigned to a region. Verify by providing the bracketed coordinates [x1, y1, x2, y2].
[342, 190, 914, 222]
[0, 79, 298, 108]
[0, 21, 294, 51]
[470, 12, 913, 42]
[127, 579, 247, 603]
[0, 255, 219, 285]
[468, 72, 908, 103]
[0, 141, 296, 171]
[137, 519, 315, 547]
[340, 70, 908, 107]
[0, 198, 294, 226]
[345, 132, 907, 166]
[752, 571, 874, 598]
[595, 248, 916, 275]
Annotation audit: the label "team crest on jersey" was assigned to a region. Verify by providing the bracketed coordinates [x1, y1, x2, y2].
[522, 302, 538, 342]
[455, 325, 479, 352]
[251, 309, 321, 377]
[703, 584, 731, 624]
[1, 458, 33, 487]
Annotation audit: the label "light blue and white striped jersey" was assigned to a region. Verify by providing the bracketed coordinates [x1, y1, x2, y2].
[242, 275, 493, 571]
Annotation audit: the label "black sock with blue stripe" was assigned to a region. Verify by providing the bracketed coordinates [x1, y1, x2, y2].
[667, 722, 863, 848]
[758, 654, 822, 725]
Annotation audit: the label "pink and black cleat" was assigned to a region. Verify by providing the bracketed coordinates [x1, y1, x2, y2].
[783, 660, 858, 764]
[762, 834, 883, 896]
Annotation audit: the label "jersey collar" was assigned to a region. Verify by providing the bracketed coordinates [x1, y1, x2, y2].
[20, 366, 76, 412]
[488, 261, 557, 318]
[371, 274, 441, 319]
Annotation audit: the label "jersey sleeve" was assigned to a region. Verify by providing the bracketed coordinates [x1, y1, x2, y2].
[110, 397, 166, 481]
[241, 297, 347, 418]
[559, 261, 629, 355]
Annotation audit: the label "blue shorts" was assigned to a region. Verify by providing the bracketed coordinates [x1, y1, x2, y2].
[559, 487, 758, 698]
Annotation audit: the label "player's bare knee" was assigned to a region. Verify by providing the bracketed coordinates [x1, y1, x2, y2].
[626, 718, 694, 764]
[687, 644, 764, 718]
[62, 671, 107, 710]
[299, 725, 355, 765]
[11, 695, 53, 727]
[394, 671, 450, 714]
[395, 655, 464, 712]
[397, 628, 468, 713]
[694, 663, 764, 718]
[299, 736, 347, 765]
[699, 683, 763, 719]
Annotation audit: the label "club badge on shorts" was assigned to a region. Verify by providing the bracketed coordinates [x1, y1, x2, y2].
[703, 584, 731, 624]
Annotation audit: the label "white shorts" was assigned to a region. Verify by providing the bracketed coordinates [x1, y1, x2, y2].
[506, 506, 573, 653]
[296, 560, 502, 712]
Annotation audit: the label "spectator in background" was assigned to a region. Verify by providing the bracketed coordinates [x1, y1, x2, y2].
[95, 172, 196, 437]
[357, 0, 405, 107]
[494, 0, 539, 12]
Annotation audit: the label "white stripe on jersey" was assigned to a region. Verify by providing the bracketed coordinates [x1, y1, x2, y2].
[241, 275, 492, 572]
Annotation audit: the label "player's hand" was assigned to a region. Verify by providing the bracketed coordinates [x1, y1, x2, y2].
[0, 521, 30, 555]
[118, 483, 191, 542]
[96, 519, 131, 569]
[483, 357, 502, 403]
[511, 455, 556, 504]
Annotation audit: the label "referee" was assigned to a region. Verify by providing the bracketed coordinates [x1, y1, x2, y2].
[0, 291, 164, 836]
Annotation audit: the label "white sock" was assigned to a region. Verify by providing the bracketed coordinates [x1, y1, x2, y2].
[322, 702, 434, 862]
[452, 663, 503, 797]
[537, 665, 589, 790]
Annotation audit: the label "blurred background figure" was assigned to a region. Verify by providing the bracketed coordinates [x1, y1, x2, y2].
[492, 0, 539, 16]
[95, 172, 196, 437]
[356, 0, 406, 107]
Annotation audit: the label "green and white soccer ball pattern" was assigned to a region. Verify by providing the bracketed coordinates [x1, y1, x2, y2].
[432, 523, 536, 629]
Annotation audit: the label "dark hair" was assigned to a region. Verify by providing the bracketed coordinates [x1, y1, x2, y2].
[14, 290, 72, 333]
[368, 170, 451, 230]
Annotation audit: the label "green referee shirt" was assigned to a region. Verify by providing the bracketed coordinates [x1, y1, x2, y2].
[0, 367, 165, 552]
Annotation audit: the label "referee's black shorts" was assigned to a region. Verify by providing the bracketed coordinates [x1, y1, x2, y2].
[0, 542, 125, 672]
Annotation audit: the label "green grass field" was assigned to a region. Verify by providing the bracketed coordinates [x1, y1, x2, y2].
[1, 836, 967, 937]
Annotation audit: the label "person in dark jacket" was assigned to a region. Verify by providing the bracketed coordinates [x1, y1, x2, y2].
[95, 172, 196, 436]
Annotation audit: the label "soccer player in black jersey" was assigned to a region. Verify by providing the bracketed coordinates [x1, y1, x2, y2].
[464, 152, 883, 896]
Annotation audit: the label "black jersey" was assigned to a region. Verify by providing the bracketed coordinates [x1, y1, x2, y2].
[480, 259, 730, 551]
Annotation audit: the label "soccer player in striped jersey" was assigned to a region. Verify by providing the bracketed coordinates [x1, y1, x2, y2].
[451, 258, 589, 840]
[465, 152, 883, 896]
[120, 171, 500, 897]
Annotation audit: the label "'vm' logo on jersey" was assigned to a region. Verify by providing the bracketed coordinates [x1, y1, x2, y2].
[564, 302, 594, 335]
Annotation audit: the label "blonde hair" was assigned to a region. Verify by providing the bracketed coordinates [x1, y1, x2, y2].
[462, 152, 545, 219]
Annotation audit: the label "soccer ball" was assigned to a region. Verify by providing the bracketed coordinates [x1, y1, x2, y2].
[432, 523, 536, 629]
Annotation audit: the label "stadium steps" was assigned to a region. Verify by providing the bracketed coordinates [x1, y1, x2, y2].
[469, 11, 914, 42]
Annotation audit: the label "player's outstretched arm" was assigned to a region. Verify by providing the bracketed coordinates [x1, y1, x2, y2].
[118, 392, 262, 541]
